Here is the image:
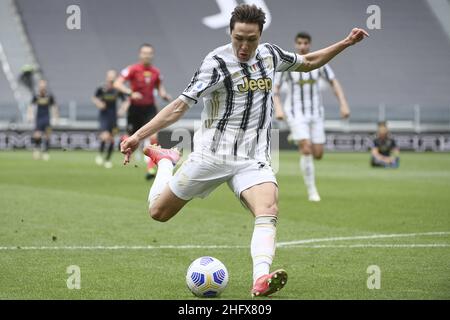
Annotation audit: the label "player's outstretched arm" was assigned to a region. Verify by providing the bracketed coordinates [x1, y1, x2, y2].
[296, 28, 369, 72]
[120, 98, 189, 164]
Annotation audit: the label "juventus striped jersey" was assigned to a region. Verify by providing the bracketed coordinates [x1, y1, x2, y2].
[178, 43, 304, 162]
[275, 64, 335, 119]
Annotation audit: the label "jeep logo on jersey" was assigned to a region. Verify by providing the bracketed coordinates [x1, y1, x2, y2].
[238, 77, 272, 92]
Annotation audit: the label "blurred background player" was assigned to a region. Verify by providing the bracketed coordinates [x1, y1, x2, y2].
[273, 32, 350, 202]
[27, 79, 58, 161]
[371, 122, 400, 168]
[92, 70, 129, 169]
[114, 43, 172, 179]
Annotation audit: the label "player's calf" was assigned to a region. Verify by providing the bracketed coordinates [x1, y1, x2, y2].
[313, 153, 323, 160]
[312, 143, 324, 160]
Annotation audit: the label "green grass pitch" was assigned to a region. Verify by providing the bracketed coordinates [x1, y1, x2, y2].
[0, 150, 449, 299]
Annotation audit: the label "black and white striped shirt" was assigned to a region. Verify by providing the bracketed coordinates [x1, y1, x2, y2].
[179, 43, 304, 162]
[275, 64, 335, 119]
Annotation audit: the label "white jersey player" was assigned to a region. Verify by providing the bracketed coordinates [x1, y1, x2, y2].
[274, 32, 351, 202]
[120, 5, 368, 297]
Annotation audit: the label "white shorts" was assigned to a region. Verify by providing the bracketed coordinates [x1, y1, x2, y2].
[169, 151, 278, 202]
[287, 115, 325, 144]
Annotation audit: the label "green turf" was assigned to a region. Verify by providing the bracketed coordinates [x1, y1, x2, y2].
[0, 150, 449, 299]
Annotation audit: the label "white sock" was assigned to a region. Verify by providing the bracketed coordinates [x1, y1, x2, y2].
[148, 158, 173, 207]
[251, 215, 277, 284]
[300, 155, 316, 192]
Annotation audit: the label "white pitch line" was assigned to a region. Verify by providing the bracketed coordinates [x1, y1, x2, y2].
[276, 231, 450, 247]
[0, 245, 247, 250]
[0, 231, 449, 251]
[283, 244, 450, 248]
[0, 244, 449, 250]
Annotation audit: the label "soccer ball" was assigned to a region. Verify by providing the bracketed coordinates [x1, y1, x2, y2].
[186, 256, 229, 297]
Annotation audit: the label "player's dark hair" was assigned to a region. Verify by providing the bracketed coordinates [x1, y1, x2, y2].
[140, 43, 153, 50]
[296, 32, 312, 42]
[229, 4, 266, 34]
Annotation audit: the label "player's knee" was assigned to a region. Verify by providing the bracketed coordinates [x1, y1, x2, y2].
[300, 142, 312, 155]
[149, 205, 170, 222]
[254, 203, 278, 217]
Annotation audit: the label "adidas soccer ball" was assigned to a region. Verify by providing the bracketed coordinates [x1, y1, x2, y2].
[186, 256, 229, 298]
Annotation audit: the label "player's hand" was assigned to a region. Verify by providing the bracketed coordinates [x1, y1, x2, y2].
[131, 92, 143, 100]
[120, 135, 140, 165]
[275, 110, 285, 120]
[340, 104, 350, 119]
[161, 93, 172, 102]
[345, 28, 369, 45]
[99, 102, 107, 110]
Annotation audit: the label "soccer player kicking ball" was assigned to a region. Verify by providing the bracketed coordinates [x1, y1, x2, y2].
[120, 4, 368, 297]
[273, 32, 351, 202]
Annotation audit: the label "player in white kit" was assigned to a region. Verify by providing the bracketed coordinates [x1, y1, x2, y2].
[273, 32, 351, 202]
[120, 5, 368, 296]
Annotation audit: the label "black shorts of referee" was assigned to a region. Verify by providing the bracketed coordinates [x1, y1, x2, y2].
[126, 104, 157, 135]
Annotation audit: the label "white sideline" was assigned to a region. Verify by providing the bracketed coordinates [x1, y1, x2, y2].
[0, 231, 449, 251]
[284, 244, 450, 248]
[276, 231, 450, 247]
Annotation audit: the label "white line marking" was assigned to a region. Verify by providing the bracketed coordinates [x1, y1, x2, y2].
[0, 231, 448, 250]
[1, 244, 449, 250]
[277, 231, 450, 247]
[0, 245, 247, 250]
[284, 244, 450, 248]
